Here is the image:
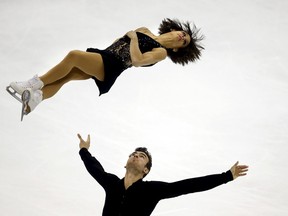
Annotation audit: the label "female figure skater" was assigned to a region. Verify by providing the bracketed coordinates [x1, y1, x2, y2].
[7, 18, 204, 120]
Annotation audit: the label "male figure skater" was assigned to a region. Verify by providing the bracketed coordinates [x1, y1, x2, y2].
[78, 134, 248, 216]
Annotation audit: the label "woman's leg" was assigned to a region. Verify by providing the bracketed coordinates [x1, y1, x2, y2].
[39, 50, 105, 86]
[42, 67, 92, 100]
[10, 50, 104, 116]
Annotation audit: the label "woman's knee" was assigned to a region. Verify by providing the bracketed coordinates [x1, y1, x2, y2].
[64, 50, 83, 62]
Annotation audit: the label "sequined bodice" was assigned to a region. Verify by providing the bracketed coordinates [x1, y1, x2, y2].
[105, 32, 162, 69]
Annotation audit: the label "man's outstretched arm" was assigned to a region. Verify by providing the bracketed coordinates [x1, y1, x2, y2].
[78, 134, 108, 183]
[153, 161, 249, 199]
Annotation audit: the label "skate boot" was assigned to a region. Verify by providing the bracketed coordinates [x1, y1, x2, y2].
[7, 75, 44, 102]
[21, 88, 43, 121]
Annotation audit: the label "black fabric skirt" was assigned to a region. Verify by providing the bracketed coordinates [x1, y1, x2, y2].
[86, 48, 127, 96]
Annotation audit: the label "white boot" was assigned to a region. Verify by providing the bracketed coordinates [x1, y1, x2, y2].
[24, 89, 43, 114]
[10, 75, 44, 95]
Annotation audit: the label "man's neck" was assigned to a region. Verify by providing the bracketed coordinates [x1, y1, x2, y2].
[124, 171, 143, 190]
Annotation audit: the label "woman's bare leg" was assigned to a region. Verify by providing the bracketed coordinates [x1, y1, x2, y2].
[39, 50, 104, 86]
[42, 67, 92, 99]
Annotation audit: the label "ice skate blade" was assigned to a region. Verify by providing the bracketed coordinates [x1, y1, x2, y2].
[21, 90, 31, 121]
[6, 86, 22, 103]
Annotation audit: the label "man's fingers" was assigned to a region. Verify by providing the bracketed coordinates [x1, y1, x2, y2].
[236, 164, 249, 177]
[87, 134, 90, 143]
[78, 134, 91, 144]
[238, 165, 249, 169]
[77, 133, 83, 140]
[239, 168, 249, 174]
[237, 165, 249, 172]
[234, 161, 239, 167]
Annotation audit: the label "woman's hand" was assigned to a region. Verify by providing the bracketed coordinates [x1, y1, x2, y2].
[126, 30, 138, 39]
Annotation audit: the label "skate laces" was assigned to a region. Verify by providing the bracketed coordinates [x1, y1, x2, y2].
[16, 75, 43, 89]
[28, 75, 44, 88]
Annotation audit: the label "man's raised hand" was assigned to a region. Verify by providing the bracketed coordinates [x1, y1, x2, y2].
[78, 133, 90, 149]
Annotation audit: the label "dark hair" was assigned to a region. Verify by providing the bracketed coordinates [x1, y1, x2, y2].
[135, 147, 152, 176]
[158, 18, 205, 65]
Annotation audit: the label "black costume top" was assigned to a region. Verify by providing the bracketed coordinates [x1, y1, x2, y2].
[86, 32, 162, 95]
[79, 148, 234, 216]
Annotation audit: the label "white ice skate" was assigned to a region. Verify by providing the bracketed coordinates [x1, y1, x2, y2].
[21, 89, 43, 121]
[7, 75, 44, 103]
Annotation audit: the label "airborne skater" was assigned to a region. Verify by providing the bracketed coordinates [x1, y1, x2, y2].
[6, 18, 204, 120]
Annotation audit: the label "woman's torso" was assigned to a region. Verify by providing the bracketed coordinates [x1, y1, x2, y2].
[105, 31, 162, 69]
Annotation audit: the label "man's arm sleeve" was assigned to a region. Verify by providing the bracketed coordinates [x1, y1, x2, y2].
[79, 148, 108, 185]
[155, 171, 233, 199]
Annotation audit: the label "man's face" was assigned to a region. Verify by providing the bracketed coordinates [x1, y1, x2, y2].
[126, 151, 150, 175]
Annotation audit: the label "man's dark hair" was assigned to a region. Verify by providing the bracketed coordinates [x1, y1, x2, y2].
[135, 147, 152, 176]
[158, 18, 205, 65]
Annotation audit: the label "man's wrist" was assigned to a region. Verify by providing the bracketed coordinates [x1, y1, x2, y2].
[79, 147, 88, 152]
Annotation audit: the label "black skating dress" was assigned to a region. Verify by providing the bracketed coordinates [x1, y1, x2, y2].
[86, 32, 163, 95]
